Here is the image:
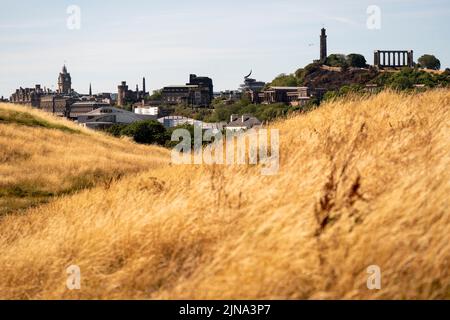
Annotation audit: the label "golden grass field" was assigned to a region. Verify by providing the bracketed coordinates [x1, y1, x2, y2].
[0, 90, 448, 300]
[0, 103, 169, 216]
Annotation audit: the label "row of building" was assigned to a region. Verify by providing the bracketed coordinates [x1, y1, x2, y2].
[118, 74, 214, 108]
[7, 65, 262, 131]
[9, 64, 216, 115]
[9, 65, 116, 119]
[6, 64, 321, 136]
[77, 105, 260, 133]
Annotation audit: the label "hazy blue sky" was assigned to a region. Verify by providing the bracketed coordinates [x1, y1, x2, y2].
[1, 0, 449, 97]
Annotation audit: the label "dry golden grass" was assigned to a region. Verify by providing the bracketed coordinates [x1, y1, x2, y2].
[0, 90, 449, 300]
[0, 103, 169, 215]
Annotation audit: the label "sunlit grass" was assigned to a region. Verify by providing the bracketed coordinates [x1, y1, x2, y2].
[0, 90, 448, 300]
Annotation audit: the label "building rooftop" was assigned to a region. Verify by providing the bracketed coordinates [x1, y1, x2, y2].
[71, 101, 110, 107]
[268, 86, 309, 90]
[164, 85, 199, 88]
[79, 106, 139, 117]
[227, 114, 262, 129]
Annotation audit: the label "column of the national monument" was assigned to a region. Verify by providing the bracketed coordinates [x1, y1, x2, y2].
[409, 50, 414, 67]
[374, 51, 380, 67]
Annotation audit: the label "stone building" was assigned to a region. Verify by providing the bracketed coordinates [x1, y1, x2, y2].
[10, 85, 46, 108]
[40, 95, 76, 117]
[259, 87, 301, 104]
[374, 50, 414, 68]
[58, 65, 72, 94]
[117, 78, 148, 106]
[8, 64, 112, 119]
[161, 74, 214, 107]
[10, 65, 75, 108]
[161, 85, 211, 107]
[258, 86, 325, 107]
[188, 74, 213, 105]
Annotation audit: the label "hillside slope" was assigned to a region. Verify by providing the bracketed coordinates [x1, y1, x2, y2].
[0, 91, 449, 299]
[0, 103, 169, 215]
[303, 66, 379, 90]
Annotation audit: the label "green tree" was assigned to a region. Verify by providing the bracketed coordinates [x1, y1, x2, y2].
[120, 120, 168, 145]
[390, 74, 413, 90]
[148, 90, 162, 101]
[347, 54, 367, 68]
[269, 73, 298, 87]
[418, 55, 441, 70]
[105, 124, 128, 137]
[325, 54, 348, 68]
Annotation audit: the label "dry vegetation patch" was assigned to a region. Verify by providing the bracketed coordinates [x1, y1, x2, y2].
[0, 103, 169, 216]
[0, 90, 448, 299]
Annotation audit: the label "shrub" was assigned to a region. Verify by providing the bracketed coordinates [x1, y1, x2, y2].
[418, 54, 441, 70]
[347, 54, 367, 68]
[326, 54, 348, 68]
[120, 120, 168, 145]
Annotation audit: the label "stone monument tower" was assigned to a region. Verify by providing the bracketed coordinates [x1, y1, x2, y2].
[320, 28, 327, 63]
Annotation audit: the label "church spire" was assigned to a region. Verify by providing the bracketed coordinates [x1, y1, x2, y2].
[89, 83, 92, 96]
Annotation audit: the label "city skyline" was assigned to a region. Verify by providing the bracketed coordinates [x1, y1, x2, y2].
[1, 0, 450, 97]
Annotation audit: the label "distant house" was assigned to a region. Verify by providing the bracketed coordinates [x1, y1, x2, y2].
[225, 114, 262, 132]
[77, 106, 155, 129]
[157, 116, 225, 132]
[258, 86, 324, 107]
[259, 86, 303, 104]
